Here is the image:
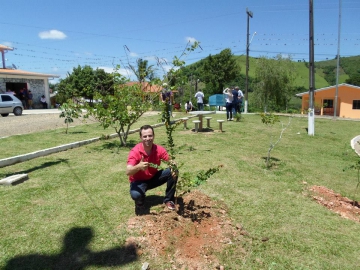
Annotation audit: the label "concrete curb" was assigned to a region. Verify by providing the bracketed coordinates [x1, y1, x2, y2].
[0, 118, 193, 169]
[0, 174, 29, 186]
[0, 137, 101, 168]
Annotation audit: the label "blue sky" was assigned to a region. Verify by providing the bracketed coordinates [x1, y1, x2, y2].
[1, 0, 359, 82]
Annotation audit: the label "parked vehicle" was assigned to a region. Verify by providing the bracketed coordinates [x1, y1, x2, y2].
[0, 94, 24, 116]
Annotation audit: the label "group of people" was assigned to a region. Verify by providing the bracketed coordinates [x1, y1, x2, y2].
[161, 83, 206, 115]
[6, 88, 34, 109]
[223, 86, 244, 121]
[4, 88, 48, 109]
[184, 89, 204, 113]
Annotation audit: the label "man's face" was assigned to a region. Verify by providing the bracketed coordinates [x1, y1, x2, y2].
[140, 128, 154, 148]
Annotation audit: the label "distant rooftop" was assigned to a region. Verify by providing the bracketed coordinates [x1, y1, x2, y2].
[0, 68, 59, 78]
[0, 44, 14, 51]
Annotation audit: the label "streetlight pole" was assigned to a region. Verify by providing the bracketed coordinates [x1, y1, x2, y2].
[334, 0, 342, 118]
[245, 8, 253, 114]
[308, 0, 315, 135]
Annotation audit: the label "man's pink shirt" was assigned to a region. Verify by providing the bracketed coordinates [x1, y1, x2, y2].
[127, 143, 169, 182]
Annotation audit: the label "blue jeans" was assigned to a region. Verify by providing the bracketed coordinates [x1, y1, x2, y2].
[232, 102, 240, 115]
[197, 103, 204, 111]
[130, 168, 177, 204]
[226, 102, 233, 119]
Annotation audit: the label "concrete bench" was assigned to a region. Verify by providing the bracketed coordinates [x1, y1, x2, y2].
[181, 117, 189, 129]
[217, 120, 225, 132]
[205, 117, 212, 128]
[192, 120, 201, 132]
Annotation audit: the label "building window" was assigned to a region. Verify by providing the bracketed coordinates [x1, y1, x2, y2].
[353, 100, 360, 110]
[323, 99, 333, 108]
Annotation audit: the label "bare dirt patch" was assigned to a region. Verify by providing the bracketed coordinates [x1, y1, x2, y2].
[0, 113, 89, 137]
[125, 190, 248, 269]
[310, 185, 360, 222]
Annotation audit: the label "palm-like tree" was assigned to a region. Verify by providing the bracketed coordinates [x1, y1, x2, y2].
[129, 58, 156, 83]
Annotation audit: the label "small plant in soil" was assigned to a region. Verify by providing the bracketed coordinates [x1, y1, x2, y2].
[344, 158, 360, 206]
[59, 101, 82, 134]
[260, 113, 292, 168]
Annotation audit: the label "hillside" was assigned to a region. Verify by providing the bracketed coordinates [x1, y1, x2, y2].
[233, 55, 351, 90]
[182, 53, 359, 93]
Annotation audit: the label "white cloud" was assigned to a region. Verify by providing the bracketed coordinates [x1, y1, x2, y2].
[162, 64, 178, 73]
[98, 66, 115, 73]
[144, 55, 157, 62]
[185, 36, 197, 44]
[98, 66, 135, 79]
[119, 68, 134, 78]
[39, 30, 67, 40]
[129, 52, 138, 57]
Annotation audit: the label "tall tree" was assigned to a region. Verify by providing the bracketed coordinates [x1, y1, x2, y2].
[57, 65, 114, 103]
[252, 54, 296, 112]
[128, 58, 156, 83]
[346, 74, 360, 86]
[200, 48, 240, 95]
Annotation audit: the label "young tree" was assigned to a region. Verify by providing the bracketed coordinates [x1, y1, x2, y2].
[59, 101, 82, 134]
[85, 67, 157, 146]
[253, 54, 296, 112]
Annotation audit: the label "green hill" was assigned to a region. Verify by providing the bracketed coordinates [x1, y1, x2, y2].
[233, 55, 346, 90]
[183, 53, 359, 92]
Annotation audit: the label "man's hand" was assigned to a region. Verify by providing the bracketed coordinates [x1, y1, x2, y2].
[126, 156, 148, 176]
[138, 156, 149, 171]
[169, 160, 179, 178]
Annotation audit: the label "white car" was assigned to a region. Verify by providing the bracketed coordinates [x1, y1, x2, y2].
[0, 94, 24, 116]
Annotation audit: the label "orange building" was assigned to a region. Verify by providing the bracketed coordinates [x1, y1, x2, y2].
[296, 83, 360, 119]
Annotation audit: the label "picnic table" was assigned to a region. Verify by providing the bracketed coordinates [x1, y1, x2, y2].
[189, 111, 216, 131]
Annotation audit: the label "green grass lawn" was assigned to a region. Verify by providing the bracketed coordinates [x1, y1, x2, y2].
[1, 112, 360, 269]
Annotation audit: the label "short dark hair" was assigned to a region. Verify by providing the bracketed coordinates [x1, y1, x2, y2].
[139, 125, 154, 137]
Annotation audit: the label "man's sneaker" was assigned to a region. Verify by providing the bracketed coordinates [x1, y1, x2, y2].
[165, 201, 176, 210]
[135, 201, 144, 209]
[135, 202, 145, 215]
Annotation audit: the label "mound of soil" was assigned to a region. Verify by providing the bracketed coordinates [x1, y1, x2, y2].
[310, 185, 360, 222]
[123, 186, 360, 269]
[125, 190, 248, 269]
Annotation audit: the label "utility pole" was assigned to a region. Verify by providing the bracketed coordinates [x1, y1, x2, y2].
[308, 0, 315, 135]
[334, 0, 342, 118]
[244, 8, 253, 114]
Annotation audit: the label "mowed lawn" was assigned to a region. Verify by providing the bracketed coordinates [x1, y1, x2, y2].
[1, 112, 360, 269]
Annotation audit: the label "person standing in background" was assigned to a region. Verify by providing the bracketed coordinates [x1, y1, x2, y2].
[18, 88, 26, 109]
[231, 86, 239, 115]
[194, 89, 204, 111]
[160, 83, 174, 117]
[27, 90, 33, 109]
[223, 88, 233, 121]
[236, 86, 244, 113]
[6, 89, 15, 95]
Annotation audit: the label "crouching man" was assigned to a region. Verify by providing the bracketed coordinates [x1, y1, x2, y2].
[126, 125, 177, 213]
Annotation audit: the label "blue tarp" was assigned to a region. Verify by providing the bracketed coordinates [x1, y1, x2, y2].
[209, 94, 225, 106]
